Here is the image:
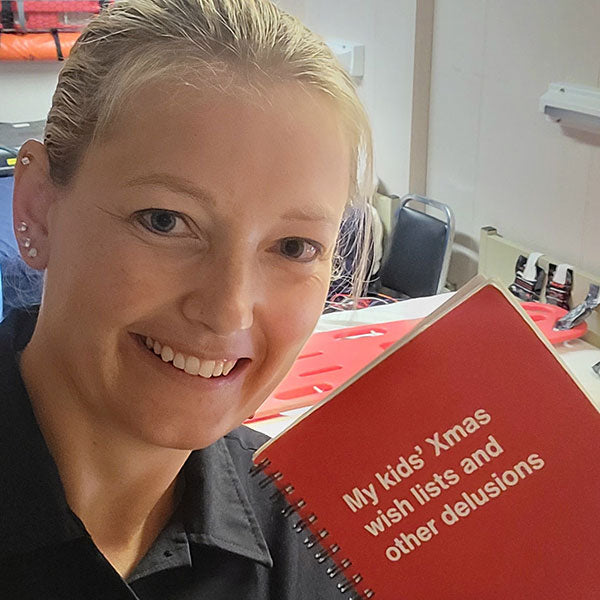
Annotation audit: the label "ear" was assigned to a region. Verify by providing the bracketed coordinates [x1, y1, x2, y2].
[12, 140, 59, 271]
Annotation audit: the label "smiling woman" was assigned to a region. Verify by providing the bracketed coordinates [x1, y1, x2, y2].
[0, 1, 374, 598]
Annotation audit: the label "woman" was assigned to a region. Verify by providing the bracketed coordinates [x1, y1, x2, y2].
[0, 0, 374, 597]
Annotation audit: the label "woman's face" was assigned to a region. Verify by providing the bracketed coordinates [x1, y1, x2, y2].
[39, 82, 351, 449]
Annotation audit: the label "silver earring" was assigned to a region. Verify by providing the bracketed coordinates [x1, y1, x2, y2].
[20, 156, 30, 166]
[17, 223, 36, 257]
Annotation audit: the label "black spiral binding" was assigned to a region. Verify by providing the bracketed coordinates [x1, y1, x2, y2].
[250, 458, 376, 600]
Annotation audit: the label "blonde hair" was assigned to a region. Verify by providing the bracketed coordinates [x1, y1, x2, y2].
[45, 0, 375, 296]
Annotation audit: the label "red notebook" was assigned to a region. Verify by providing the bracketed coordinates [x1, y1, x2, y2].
[252, 276, 600, 600]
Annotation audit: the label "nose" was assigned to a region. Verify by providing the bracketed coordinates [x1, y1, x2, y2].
[181, 255, 255, 336]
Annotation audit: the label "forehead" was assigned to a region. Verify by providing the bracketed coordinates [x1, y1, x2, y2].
[83, 80, 351, 215]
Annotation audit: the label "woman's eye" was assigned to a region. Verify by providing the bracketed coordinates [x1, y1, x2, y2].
[135, 210, 189, 236]
[279, 238, 322, 262]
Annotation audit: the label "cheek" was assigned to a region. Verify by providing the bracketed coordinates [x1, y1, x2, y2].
[47, 223, 175, 329]
[264, 268, 331, 362]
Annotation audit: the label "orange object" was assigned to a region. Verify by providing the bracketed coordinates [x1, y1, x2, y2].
[0, 32, 79, 60]
[0, 33, 80, 60]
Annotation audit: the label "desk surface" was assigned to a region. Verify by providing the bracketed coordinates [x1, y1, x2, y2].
[248, 294, 600, 438]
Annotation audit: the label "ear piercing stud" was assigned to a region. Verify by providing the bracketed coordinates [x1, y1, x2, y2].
[20, 156, 30, 165]
[16, 222, 38, 258]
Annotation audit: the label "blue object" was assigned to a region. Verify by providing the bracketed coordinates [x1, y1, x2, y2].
[0, 176, 18, 254]
[0, 176, 15, 320]
[0, 175, 43, 318]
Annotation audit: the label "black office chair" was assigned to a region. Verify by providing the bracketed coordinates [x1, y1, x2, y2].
[376, 194, 455, 298]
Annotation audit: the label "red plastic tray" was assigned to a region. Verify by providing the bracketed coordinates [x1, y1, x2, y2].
[249, 319, 421, 421]
[520, 302, 587, 344]
[247, 302, 587, 422]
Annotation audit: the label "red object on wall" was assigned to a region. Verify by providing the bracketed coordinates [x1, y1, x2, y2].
[10, 1, 103, 32]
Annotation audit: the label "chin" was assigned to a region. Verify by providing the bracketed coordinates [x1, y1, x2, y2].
[122, 403, 252, 451]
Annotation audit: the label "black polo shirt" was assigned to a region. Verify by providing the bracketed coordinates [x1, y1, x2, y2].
[0, 308, 343, 599]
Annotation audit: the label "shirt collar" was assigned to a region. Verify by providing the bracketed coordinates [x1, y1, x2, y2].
[181, 440, 273, 568]
[0, 307, 272, 568]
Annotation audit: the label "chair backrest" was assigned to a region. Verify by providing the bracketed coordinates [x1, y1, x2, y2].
[379, 194, 455, 297]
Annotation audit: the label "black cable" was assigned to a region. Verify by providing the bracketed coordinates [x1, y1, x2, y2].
[50, 28, 64, 61]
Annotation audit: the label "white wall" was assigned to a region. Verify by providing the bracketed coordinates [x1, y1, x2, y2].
[278, 0, 425, 196]
[276, 0, 305, 19]
[427, 0, 600, 287]
[0, 62, 62, 122]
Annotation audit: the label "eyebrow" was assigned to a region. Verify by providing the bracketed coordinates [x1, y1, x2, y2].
[125, 173, 215, 206]
[126, 172, 338, 223]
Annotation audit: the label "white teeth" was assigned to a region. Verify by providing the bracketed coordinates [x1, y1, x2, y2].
[198, 360, 216, 378]
[173, 353, 185, 370]
[160, 345, 174, 362]
[141, 336, 239, 378]
[184, 356, 200, 375]
[222, 360, 237, 376]
[213, 360, 224, 377]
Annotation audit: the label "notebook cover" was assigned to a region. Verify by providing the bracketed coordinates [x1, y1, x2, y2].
[253, 279, 600, 599]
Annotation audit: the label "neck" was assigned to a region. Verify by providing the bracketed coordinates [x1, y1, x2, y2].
[19, 328, 191, 573]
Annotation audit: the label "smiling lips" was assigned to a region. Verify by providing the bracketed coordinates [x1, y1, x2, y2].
[144, 336, 238, 378]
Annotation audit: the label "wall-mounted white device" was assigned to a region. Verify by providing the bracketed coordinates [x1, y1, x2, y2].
[326, 40, 365, 79]
[540, 83, 600, 134]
